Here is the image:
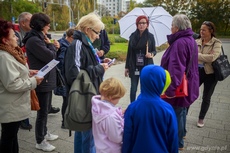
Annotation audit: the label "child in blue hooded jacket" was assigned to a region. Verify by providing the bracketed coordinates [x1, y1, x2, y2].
[122, 65, 178, 153]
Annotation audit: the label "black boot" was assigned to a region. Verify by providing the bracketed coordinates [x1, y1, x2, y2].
[48, 106, 60, 114]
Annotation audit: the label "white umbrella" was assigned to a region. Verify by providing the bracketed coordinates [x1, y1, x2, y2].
[118, 6, 172, 46]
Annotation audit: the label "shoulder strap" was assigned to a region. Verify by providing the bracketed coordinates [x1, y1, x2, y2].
[186, 43, 196, 76]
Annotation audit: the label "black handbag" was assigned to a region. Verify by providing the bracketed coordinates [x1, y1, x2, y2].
[212, 46, 230, 81]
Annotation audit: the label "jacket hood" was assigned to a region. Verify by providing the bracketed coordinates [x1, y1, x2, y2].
[167, 28, 193, 45]
[91, 95, 123, 124]
[139, 65, 171, 98]
[22, 29, 44, 45]
[58, 37, 70, 47]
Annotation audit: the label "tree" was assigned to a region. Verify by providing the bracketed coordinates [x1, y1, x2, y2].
[0, 0, 41, 21]
[189, 0, 230, 35]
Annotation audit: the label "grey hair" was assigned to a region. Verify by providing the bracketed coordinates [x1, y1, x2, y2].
[75, 12, 104, 32]
[172, 14, 192, 30]
[18, 12, 32, 23]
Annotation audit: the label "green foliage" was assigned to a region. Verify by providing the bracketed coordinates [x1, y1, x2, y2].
[0, 0, 41, 21]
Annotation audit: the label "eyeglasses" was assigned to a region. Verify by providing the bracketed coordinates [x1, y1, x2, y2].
[138, 22, 147, 25]
[203, 21, 213, 29]
[90, 28, 100, 35]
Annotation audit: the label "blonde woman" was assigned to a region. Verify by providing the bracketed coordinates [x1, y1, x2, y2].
[64, 12, 111, 153]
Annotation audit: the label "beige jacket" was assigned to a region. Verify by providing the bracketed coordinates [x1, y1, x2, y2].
[196, 37, 222, 74]
[0, 50, 37, 123]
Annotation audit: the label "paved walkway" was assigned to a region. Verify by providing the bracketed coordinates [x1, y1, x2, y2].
[3, 42, 230, 153]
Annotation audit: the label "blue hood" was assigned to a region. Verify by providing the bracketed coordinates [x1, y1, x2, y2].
[139, 65, 170, 98]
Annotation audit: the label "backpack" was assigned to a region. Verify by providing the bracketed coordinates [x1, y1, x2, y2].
[64, 69, 97, 132]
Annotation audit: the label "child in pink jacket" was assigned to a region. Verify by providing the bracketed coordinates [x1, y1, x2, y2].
[91, 77, 126, 153]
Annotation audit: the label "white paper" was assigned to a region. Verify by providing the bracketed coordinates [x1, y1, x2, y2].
[36, 59, 59, 77]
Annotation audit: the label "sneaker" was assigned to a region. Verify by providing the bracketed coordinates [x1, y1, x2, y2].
[45, 132, 59, 141]
[36, 139, 55, 152]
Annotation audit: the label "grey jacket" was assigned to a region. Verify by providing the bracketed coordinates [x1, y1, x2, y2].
[0, 50, 37, 123]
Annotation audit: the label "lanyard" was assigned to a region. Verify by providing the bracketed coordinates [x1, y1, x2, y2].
[85, 36, 101, 63]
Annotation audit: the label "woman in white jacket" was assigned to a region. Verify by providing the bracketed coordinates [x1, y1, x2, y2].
[0, 19, 43, 153]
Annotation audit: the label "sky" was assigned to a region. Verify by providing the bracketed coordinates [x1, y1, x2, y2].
[136, 0, 144, 3]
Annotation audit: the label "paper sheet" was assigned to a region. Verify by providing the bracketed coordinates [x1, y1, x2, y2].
[36, 59, 59, 77]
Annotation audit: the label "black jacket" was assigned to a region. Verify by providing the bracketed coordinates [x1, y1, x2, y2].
[125, 29, 156, 77]
[64, 30, 104, 94]
[23, 29, 57, 92]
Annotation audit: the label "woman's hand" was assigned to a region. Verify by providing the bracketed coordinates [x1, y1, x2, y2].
[53, 39, 60, 49]
[97, 50, 105, 57]
[125, 69, 129, 77]
[29, 70, 38, 77]
[101, 63, 109, 71]
[103, 58, 111, 63]
[145, 52, 154, 58]
[44, 34, 51, 44]
[35, 76, 44, 85]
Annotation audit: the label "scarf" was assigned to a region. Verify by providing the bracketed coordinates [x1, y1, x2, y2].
[130, 28, 149, 51]
[0, 44, 26, 65]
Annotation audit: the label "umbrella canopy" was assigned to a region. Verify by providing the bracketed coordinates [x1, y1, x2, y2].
[118, 6, 172, 46]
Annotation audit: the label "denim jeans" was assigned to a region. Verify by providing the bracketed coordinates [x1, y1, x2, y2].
[74, 129, 96, 153]
[35, 91, 52, 144]
[0, 121, 21, 153]
[130, 75, 140, 103]
[199, 68, 218, 119]
[173, 106, 187, 148]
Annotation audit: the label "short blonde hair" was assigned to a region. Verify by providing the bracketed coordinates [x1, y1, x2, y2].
[99, 77, 126, 100]
[75, 12, 104, 32]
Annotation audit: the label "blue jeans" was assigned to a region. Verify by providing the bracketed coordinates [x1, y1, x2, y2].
[74, 129, 95, 153]
[130, 75, 140, 103]
[173, 106, 187, 148]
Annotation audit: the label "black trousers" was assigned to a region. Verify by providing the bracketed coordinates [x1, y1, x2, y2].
[61, 96, 68, 124]
[0, 121, 21, 153]
[198, 67, 218, 119]
[35, 91, 52, 144]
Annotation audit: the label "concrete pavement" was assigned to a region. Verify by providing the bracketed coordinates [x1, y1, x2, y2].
[4, 42, 230, 153]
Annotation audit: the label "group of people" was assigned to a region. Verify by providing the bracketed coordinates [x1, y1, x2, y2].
[0, 9, 222, 153]
[124, 14, 221, 152]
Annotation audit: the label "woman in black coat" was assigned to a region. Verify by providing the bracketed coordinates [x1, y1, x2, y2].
[23, 12, 60, 152]
[125, 15, 157, 103]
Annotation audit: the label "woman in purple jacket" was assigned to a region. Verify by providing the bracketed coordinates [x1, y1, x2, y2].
[160, 14, 199, 150]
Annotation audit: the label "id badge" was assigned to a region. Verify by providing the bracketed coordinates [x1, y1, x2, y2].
[135, 69, 140, 75]
[136, 54, 144, 66]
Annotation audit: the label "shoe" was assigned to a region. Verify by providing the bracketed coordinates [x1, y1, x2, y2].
[45, 132, 59, 141]
[48, 106, 60, 114]
[197, 119, 204, 128]
[179, 147, 184, 151]
[20, 122, 32, 130]
[61, 123, 67, 129]
[36, 139, 55, 152]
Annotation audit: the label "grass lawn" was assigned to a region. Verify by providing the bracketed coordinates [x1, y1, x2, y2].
[107, 43, 128, 61]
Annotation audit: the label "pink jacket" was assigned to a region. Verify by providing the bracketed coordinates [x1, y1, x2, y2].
[91, 95, 124, 153]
